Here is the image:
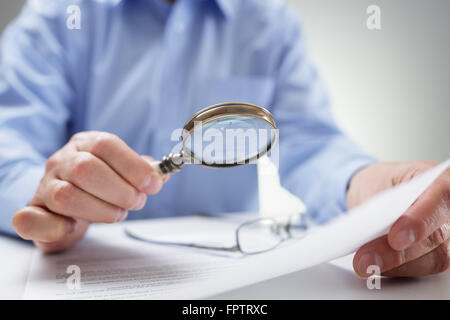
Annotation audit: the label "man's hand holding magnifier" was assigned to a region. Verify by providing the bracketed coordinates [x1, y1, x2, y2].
[11, 102, 275, 253]
[12, 131, 168, 253]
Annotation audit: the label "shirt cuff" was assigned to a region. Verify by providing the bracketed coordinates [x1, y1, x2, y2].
[326, 156, 377, 222]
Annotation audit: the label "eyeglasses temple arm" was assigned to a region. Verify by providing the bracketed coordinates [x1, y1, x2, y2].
[124, 227, 240, 252]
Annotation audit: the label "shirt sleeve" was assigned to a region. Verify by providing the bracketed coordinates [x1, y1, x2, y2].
[272, 9, 377, 224]
[0, 1, 73, 235]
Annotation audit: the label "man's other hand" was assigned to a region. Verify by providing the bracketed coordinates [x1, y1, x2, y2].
[347, 160, 449, 277]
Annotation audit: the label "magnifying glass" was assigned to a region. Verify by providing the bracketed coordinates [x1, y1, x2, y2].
[150, 102, 278, 176]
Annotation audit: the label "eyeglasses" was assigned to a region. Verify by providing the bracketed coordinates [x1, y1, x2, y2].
[124, 214, 307, 255]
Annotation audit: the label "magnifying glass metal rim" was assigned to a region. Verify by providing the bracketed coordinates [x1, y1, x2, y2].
[152, 102, 278, 175]
[181, 102, 278, 168]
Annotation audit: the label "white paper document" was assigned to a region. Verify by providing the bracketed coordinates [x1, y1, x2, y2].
[24, 159, 450, 299]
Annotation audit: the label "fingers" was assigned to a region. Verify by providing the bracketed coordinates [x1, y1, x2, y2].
[388, 170, 450, 251]
[13, 206, 91, 253]
[354, 225, 450, 277]
[13, 206, 76, 243]
[34, 219, 90, 253]
[41, 178, 128, 223]
[71, 132, 163, 194]
[382, 239, 450, 277]
[34, 131, 172, 225]
[54, 151, 147, 211]
[13, 131, 171, 253]
[141, 155, 170, 185]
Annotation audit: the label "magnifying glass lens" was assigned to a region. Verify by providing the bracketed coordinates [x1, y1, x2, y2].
[183, 115, 275, 166]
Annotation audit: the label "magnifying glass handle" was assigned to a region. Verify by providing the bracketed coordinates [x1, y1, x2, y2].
[150, 153, 185, 177]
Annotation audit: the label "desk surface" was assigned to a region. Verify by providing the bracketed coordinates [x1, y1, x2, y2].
[1, 233, 449, 300]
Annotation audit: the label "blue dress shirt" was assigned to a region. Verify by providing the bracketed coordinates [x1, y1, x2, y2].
[0, 0, 375, 235]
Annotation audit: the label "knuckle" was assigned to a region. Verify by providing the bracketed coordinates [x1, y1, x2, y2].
[139, 166, 154, 187]
[70, 132, 86, 143]
[121, 190, 141, 209]
[394, 249, 407, 267]
[51, 181, 75, 209]
[435, 242, 450, 273]
[90, 132, 117, 154]
[442, 191, 450, 215]
[45, 154, 59, 172]
[70, 153, 96, 181]
[429, 224, 450, 247]
[123, 194, 138, 210]
[103, 212, 119, 224]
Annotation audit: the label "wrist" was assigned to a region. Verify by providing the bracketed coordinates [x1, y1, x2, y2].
[346, 162, 395, 209]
